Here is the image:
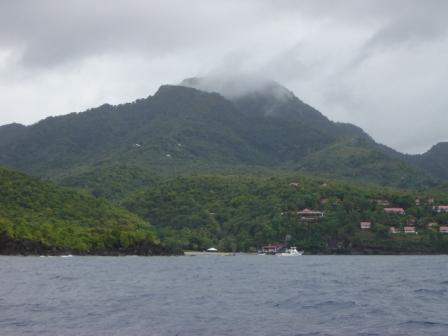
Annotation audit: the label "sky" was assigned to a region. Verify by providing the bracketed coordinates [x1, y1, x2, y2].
[0, 0, 447, 154]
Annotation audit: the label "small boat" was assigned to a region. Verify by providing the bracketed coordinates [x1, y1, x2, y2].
[60, 254, 73, 258]
[277, 247, 304, 256]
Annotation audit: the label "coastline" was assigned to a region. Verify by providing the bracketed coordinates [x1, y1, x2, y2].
[0, 234, 182, 256]
[1, 251, 447, 256]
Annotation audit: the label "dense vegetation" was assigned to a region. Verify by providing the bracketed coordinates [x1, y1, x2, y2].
[56, 164, 159, 201]
[1, 78, 447, 255]
[2, 163, 448, 254]
[0, 80, 445, 186]
[407, 142, 448, 181]
[122, 174, 448, 253]
[295, 139, 434, 188]
[0, 167, 168, 255]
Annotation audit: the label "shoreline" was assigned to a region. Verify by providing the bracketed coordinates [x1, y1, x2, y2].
[2, 252, 447, 257]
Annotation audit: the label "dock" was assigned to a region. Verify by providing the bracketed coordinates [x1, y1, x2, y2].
[184, 251, 238, 256]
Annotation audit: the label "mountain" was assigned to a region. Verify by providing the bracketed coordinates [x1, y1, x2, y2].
[181, 76, 368, 139]
[0, 123, 26, 145]
[407, 142, 448, 181]
[0, 77, 444, 187]
[0, 167, 171, 255]
[297, 139, 433, 186]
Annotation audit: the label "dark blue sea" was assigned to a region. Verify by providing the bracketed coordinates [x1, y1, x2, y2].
[1, 255, 448, 336]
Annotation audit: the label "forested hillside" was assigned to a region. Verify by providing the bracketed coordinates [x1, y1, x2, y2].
[123, 175, 448, 253]
[0, 78, 444, 187]
[407, 142, 448, 181]
[1, 77, 447, 255]
[0, 167, 171, 255]
[56, 164, 159, 201]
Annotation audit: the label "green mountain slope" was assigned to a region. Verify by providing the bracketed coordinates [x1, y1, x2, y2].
[0, 77, 444, 186]
[408, 142, 448, 181]
[56, 164, 160, 201]
[0, 167, 169, 255]
[297, 139, 435, 187]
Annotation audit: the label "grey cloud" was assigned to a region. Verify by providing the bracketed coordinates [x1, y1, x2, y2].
[0, 0, 251, 68]
[0, 0, 447, 153]
[350, 1, 448, 68]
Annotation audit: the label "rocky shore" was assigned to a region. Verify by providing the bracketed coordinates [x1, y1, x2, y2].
[0, 233, 182, 256]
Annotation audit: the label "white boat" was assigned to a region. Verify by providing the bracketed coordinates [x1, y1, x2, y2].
[277, 247, 304, 256]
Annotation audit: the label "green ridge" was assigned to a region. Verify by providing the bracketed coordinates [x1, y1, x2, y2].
[0, 167, 166, 255]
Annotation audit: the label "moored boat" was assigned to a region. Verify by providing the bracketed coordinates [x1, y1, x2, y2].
[276, 247, 303, 256]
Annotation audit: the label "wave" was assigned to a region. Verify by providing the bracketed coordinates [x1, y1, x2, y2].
[413, 288, 446, 295]
[402, 320, 448, 327]
[302, 300, 357, 310]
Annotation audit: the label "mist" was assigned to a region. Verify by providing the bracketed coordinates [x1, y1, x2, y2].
[0, 0, 447, 153]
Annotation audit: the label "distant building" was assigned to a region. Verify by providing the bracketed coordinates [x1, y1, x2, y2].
[376, 199, 391, 207]
[384, 208, 406, 215]
[360, 222, 372, 230]
[297, 208, 324, 222]
[261, 243, 284, 254]
[427, 222, 438, 228]
[389, 226, 400, 234]
[415, 199, 421, 206]
[439, 226, 448, 234]
[433, 205, 448, 213]
[404, 226, 417, 234]
[289, 182, 300, 187]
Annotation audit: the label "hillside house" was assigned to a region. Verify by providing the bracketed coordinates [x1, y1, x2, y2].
[404, 226, 417, 234]
[360, 222, 372, 230]
[439, 226, 448, 234]
[261, 243, 284, 254]
[297, 208, 324, 222]
[376, 199, 391, 207]
[389, 226, 400, 234]
[427, 222, 438, 228]
[433, 205, 448, 213]
[384, 207, 406, 215]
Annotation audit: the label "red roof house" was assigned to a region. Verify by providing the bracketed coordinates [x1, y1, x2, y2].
[439, 226, 448, 233]
[404, 226, 417, 234]
[384, 208, 405, 215]
[261, 243, 284, 253]
[433, 205, 448, 213]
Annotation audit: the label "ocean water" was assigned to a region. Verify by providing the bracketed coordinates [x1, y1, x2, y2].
[1, 255, 448, 336]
